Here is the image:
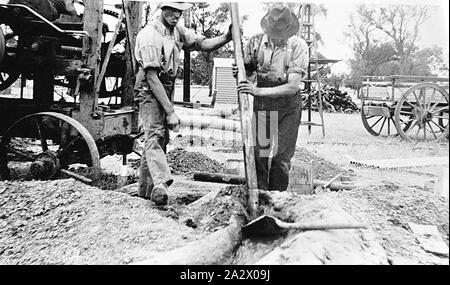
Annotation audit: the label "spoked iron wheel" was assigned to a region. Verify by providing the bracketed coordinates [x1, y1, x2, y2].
[438, 109, 449, 139]
[0, 25, 4, 66]
[0, 112, 100, 183]
[361, 101, 407, 137]
[394, 83, 449, 142]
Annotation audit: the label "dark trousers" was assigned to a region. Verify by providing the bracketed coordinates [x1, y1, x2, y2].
[253, 99, 302, 191]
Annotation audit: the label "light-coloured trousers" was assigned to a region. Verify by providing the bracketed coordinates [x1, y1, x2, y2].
[135, 68, 173, 198]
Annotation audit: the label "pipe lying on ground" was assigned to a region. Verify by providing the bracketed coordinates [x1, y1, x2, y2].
[314, 179, 357, 191]
[193, 172, 246, 185]
[193, 171, 357, 191]
[179, 115, 241, 133]
[132, 214, 244, 265]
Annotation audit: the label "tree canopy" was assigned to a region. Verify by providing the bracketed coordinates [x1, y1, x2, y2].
[346, 4, 448, 84]
[189, 2, 247, 86]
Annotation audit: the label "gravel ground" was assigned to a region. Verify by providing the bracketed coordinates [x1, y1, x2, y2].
[0, 125, 447, 265]
[0, 179, 205, 265]
[293, 147, 350, 180]
[324, 182, 449, 265]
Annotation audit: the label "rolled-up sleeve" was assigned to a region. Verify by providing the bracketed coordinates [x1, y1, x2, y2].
[287, 37, 309, 76]
[135, 26, 162, 69]
[179, 25, 205, 51]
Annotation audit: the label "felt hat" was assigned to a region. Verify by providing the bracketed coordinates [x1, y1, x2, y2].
[158, 2, 191, 11]
[260, 6, 299, 40]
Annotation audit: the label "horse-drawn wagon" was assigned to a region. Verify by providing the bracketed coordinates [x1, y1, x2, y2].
[360, 75, 449, 142]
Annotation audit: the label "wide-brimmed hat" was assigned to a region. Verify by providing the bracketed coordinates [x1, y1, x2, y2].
[260, 6, 299, 40]
[158, 2, 192, 11]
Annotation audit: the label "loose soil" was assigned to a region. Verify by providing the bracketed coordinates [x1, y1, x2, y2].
[330, 182, 449, 265]
[294, 147, 351, 180]
[167, 147, 227, 175]
[0, 112, 448, 265]
[0, 179, 206, 265]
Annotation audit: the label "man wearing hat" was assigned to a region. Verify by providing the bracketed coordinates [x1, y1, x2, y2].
[134, 2, 233, 205]
[233, 5, 309, 191]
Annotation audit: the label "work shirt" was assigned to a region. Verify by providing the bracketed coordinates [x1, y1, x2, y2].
[135, 16, 205, 76]
[244, 33, 309, 110]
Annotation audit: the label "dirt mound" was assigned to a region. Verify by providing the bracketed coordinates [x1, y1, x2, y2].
[234, 193, 388, 265]
[167, 147, 227, 175]
[64, 167, 138, 191]
[180, 186, 248, 233]
[0, 179, 204, 265]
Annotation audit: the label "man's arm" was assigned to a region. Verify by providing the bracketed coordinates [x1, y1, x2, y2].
[145, 69, 175, 115]
[237, 72, 304, 98]
[199, 33, 232, 52]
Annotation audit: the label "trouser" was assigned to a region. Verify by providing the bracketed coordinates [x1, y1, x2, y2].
[253, 99, 302, 191]
[135, 68, 174, 198]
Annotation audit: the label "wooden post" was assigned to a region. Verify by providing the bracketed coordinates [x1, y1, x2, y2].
[305, 4, 312, 134]
[77, 0, 104, 180]
[183, 7, 191, 103]
[33, 41, 55, 112]
[81, 0, 104, 117]
[122, 0, 142, 108]
[230, 3, 259, 219]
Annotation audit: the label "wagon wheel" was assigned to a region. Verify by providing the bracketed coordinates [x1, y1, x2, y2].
[394, 83, 449, 142]
[438, 109, 449, 139]
[0, 112, 101, 183]
[0, 26, 4, 66]
[361, 101, 409, 137]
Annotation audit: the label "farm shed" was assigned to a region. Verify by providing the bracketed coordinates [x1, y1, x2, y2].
[212, 58, 238, 106]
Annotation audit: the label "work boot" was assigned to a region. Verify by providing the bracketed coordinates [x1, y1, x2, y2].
[151, 183, 169, 206]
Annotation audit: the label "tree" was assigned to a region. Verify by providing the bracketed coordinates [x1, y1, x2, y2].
[190, 48, 233, 86]
[325, 74, 346, 89]
[345, 4, 448, 89]
[189, 2, 247, 86]
[353, 4, 431, 74]
[345, 5, 399, 77]
[348, 42, 398, 76]
[408, 45, 448, 76]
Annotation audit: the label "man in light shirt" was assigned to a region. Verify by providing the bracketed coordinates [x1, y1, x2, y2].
[233, 5, 309, 191]
[134, 2, 232, 205]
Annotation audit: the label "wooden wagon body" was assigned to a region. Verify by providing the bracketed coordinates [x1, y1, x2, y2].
[360, 75, 449, 142]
